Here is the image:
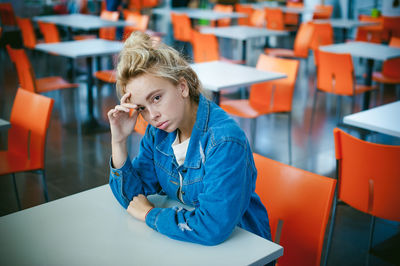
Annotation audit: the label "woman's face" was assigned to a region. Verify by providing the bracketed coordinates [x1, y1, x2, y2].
[125, 73, 190, 133]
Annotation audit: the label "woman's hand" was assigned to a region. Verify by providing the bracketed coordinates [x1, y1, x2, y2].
[127, 194, 155, 222]
[107, 92, 138, 144]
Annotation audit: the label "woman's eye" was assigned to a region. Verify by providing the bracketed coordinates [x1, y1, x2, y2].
[153, 95, 161, 103]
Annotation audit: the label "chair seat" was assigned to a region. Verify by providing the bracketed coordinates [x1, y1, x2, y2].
[219, 56, 246, 65]
[354, 83, 378, 95]
[36, 76, 79, 93]
[372, 71, 400, 84]
[220, 99, 263, 118]
[73, 34, 97, 41]
[265, 48, 296, 58]
[95, 70, 117, 83]
[0, 150, 42, 175]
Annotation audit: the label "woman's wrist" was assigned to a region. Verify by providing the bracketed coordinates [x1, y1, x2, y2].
[145, 207, 154, 221]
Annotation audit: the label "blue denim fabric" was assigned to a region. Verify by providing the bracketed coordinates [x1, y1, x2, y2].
[109, 94, 271, 245]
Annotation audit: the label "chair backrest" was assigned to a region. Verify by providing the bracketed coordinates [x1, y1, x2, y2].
[171, 13, 192, 42]
[310, 23, 333, 52]
[293, 22, 314, 58]
[235, 4, 253, 26]
[134, 114, 148, 135]
[213, 4, 233, 27]
[333, 128, 400, 222]
[265, 8, 284, 30]
[249, 9, 266, 28]
[191, 30, 219, 63]
[382, 16, 400, 40]
[99, 10, 120, 40]
[38, 21, 61, 43]
[381, 37, 400, 79]
[312, 5, 333, 19]
[317, 49, 354, 95]
[253, 153, 336, 266]
[284, 2, 303, 26]
[6, 45, 37, 92]
[249, 54, 299, 113]
[9, 89, 54, 169]
[123, 10, 149, 40]
[355, 15, 384, 43]
[16, 17, 37, 49]
[0, 2, 17, 26]
[142, 0, 158, 8]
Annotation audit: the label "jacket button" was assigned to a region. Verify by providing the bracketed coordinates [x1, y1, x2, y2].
[114, 172, 120, 177]
[181, 191, 185, 195]
[182, 168, 187, 173]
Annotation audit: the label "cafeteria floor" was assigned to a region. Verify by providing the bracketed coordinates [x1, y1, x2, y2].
[0, 36, 399, 265]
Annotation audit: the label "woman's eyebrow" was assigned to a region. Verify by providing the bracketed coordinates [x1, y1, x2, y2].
[145, 89, 162, 101]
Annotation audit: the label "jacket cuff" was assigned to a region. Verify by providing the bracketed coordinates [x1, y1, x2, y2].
[145, 207, 162, 231]
[109, 156, 131, 179]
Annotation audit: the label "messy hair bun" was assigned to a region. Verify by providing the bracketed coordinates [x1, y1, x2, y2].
[116, 31, 202, 103]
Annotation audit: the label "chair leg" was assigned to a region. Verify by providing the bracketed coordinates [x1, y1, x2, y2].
[351, 95, 356, 113]
[310, 89, 319, 133]
[12, 173, 22, 210]
[365, 216, 376, 266]
[288, 112, 292, 165]
[39, 170, 49, 202]
[335, 95, 342, 124]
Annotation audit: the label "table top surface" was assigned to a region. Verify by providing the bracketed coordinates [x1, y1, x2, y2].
[191, 61, 287, 92]
[35, 39, 124, 58]
[0, 118, 10, 131]
[152, 7, 246, 20]
[312, 19, 379, 29]
[246, 3, 316, 13]
[320, 41, 400, 61]
[33, 14, 131, 30]
[343, 101, 400, 138]
[0, 185, 283, 266]
[200, 25, 289, 40]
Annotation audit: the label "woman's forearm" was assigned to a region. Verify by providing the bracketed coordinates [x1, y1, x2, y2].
[111, 140, 128, 169]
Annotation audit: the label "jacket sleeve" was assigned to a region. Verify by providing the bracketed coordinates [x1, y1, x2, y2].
[109, 127, 161, 209]
[145, 140, 253, 245]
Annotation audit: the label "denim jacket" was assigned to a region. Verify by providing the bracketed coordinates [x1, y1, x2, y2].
[109, 94, 271, 245]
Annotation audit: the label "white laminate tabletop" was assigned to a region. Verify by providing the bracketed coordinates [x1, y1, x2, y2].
[320, 41, 400, 61]
[0, 185, 283, 266]
[0, 118, 10, 131]
[200, 25, 289, 41]
[33, 14, 131, 30]
[312, 19, 379, 29]
[152, 7, 246, 20]
[35, 39, 123, 58]
[191, 61, 287, 92]
[343, 101, 400, 138]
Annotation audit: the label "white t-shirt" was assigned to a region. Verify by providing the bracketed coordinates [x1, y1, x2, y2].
[172, 134, 190, 202]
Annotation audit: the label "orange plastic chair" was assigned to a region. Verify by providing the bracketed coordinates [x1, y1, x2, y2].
[382, 16, 400, 41]
[220, 54, 299, 164]
[311, 49, 378, 122]
[37, 21, 61, 43]
[122, 10, 149, 39]
[312, 5, 333, 20]
[16, 17, 39, 49]
[284, 2, 303, 26]
[74, 10, 120, 41]
[171, 13, 192, 43]
[309, 22, 333, 65]
[372, 37, 400, 102]
[235, 4, 253, 26]
[355, 15, 384, 43]
[253, 153, 336, 266]
[0, 3, 17, 27]
[265, 22, 314, 60]
[212, 4, 233, 27]
[265, 8, 293, 31]
[325, 128, 400, 264]
[249, 9, 266, 28]
[0, 89, 54, 209]
[6, 45, 79, 94]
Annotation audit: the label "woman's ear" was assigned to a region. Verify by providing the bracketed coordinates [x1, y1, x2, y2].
[179, 78, 189, 98]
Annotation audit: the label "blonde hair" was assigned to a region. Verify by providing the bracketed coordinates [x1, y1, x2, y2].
[116, 32, 203, 103]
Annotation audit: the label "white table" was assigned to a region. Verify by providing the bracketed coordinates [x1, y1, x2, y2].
[35, 39, 123, 133]
[200, 26, 289, 65]
[313, 19, 379, 42]
[0, 185, 283, 266]
[320, 41, 400, 110]
[343, 101, 400, 138]
[152, 7, 246, 21]
[33, 14, 130, 31]
[191, 61, 287, 104]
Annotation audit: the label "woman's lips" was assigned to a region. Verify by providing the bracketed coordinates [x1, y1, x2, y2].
[156, 121, 169, 130]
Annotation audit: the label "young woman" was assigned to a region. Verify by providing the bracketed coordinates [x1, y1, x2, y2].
[108, 32, 271, 245]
